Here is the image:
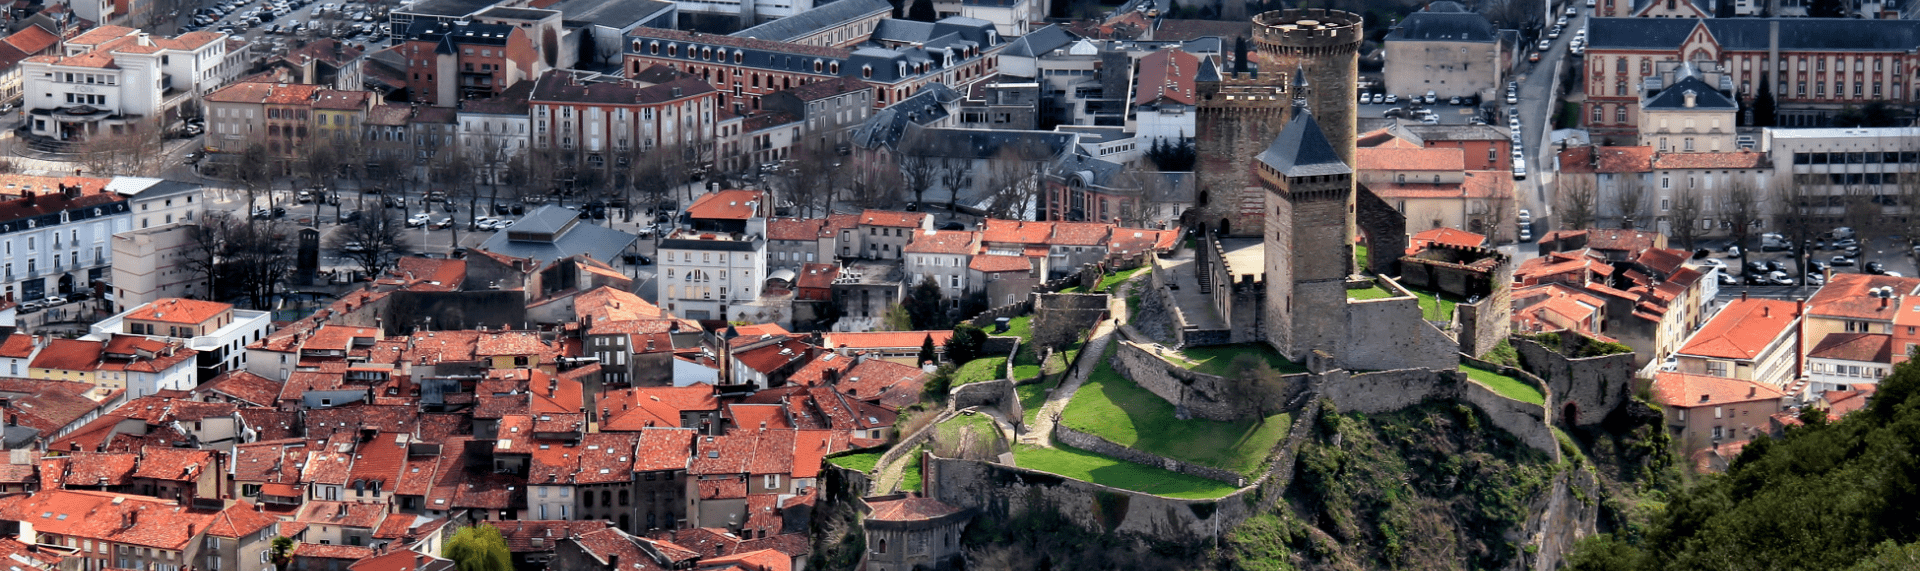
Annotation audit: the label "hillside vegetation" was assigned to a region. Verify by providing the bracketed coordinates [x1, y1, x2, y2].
[1566, 358, 1920, 571]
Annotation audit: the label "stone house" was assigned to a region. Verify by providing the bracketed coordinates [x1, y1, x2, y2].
[1382, 5, 1506, 100]
[1673, 297, 1803, 391]
[861, 494, 971, 571]
[1639, 64, 1740, 153]
[902, 230, 979, 303]
[1651, 371, 1785, 456]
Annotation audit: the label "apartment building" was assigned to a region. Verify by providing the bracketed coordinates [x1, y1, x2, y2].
[396, 20, 543, 108]
[657, 190, 769, 321]
[23, 27, 245, 140]
[1673, 297, 1803, 391]
[529, 71, 720, 170]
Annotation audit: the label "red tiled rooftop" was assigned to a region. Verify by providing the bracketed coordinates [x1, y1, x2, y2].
[30, 339, 101, 371]
[126, 298, 232, 325]
[1651, 150, 1766, 170]
[1805, 273, 1920, 321]
[1557, 145, 1655, 174]
[767, 218, 826, 241]
[1133, 48, 1198, 106]
[1678, 299, 1800, 360]
[1355, 146, 1466, 172]
[858, 209, 928, 228]
[901, 230, 978, 255]
[1808, 333, 1892, 363]
[1651, 372, 1784, 408]
[687, 190, 763, 220]
[969, 254, 1031, 273]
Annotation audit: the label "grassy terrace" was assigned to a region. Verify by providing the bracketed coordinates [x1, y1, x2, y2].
[951, 356, 1007, 386]
[1061, 266, 1149, 294]
[1061, 344, 1293, 477]
[827, 451, 883, 473]
[1346, 284, 1398, 300]
[1460, 363, 1545, 406]
[1404, 286, 1463, 322]
[1013, 444, 1241, 499]
[1170, 343, 1306, 377]
[898, 447, 925, 492]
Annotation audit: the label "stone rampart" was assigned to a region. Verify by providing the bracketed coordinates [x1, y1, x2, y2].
[1341, 277, 1460, 372]
[1460, 378, 1562, 462]
[1319, 368, 1458, 414]
[951, 379, 1021, 423]
[1514, 337, 1635, 427]
[1053, 425, 1247, 486]
[967, 299, 1034, 327]
[1110, 330, 1309, 421]
[925, 455, 1256, 545]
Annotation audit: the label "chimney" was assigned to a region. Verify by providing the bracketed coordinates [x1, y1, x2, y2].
[1883, 296, 1891, 309]
[1748, 386, 1757, 397]
[1742, 291, 1749, 302]
[1763, 305, 1771, 318]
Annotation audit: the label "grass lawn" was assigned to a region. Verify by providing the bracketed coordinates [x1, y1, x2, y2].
[1356, 243, 1369, 270]
[1175, 343, 1306, 377]
[952, 356, 1007, 386]
[1403, 286, 1463, 322]
[937, 412, 1000, 443]
[1461, 363, 1545, 406]
[1061, 344, 1294, 477]
[1094, 266, 1147, 292]
[1000, 315, 1034, 342]
[1346, 284, 1399, 300]
[828, 451, 884, 473]
[1014, 444, 1241, 499]
[1017, 375, 1063, 426]
[897, 447, 925, 492]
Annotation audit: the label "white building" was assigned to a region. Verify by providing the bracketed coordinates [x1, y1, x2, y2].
[114, 177, 205, 232]
[1762, 126, 1920, 229]
[658, 190, 768, 322]
[902, 229, 979, 303]
[110, 225, 199, 312]
[22, 26, 244, 140]
[86, 298, 274, 383]
[0, 176, 133, 304]
[1806, 332, 1889, 397]
[1129, 48, 1197, 146]
[456, 95, 531, 186]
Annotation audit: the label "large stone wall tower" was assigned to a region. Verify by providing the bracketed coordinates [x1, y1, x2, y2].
[1260, 105, 1356, 361]
[1253, 9, 1362, 166]
[1192, 56, 1291, 237]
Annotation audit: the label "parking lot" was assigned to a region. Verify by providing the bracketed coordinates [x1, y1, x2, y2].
[1694, 231, 1920, 294]
[180, 0, 391, 59]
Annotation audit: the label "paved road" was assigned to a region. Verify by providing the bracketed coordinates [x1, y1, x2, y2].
[1514, 5, 1584, 233]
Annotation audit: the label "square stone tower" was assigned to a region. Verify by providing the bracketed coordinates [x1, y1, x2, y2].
[1193, 56, 1291, 237]
[1259, 107, 1356, 361]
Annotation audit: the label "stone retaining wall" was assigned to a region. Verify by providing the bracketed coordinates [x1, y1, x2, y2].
[1052, 425, 1247, 486]
[1459, 378, 1561, 462]
[1514, 338, 1634, 427]
[1319, 368, 1458, 414]
[925, 455, 1257, 545]
[951, 379, 1021, 426]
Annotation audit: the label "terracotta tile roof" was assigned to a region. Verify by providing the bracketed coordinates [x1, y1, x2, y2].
[1651, 372, 1785, 408]
[834, 358, 927, 409]
[1366, 170, 1514, 199]
[66, 25, 136, 45]
[969, 254, 1031, 273]
[820, 331, 951, 353]
[55, 451, 137, 486]
[795, 263, 840, 290]
[238, 408, 300, 441]
[702, 548, 792, 571]
[1514, 250, 1612, 285]
[29, 339, 101, 371]
[1809, 333, 1892, 363]
[493, 520, 613, 552]
[495, 414, 536, 454]
[981, 219, 1054, 245]
[295, 500, 388, 529]
[821, 213, 860, 239]
[1678, 299, 1801, 361]
[568, 526, 690, 570]
[767, 218, 826, 241]
[632, 428, 697, 472]
[0, 489, 214, 550]
[902, 229, 978, 254]
[1109, 228, 1177, 257]
[601, 386, 719, 431]
[3, 25, 58, 54]
[197, 371, 283, 407]
[297, 544, 377, 560]
[690, 433, 758, 476]
[231, 438, 308, 483]
[1049, 222, 1112, 246]
[0, 334, 31, 358]
[1134, 48, 1198, 106]
[729, 404, 794, 431]
[386, 257, 466, 291]
[1556, 145, 1655, 174]
[451, 471, 520, 510]
[406, 330, 484, 364]
[789, 430, 851, 479]
[858, 209, 928, 228]
[1635, 247, 1688, 276]
[204, 501, 278, 538]
[1408, 227, 1487, 253]
[0, 464, 32, 485]
[1805, 273, 1920, 321]
[697, 476, 748, 500]
[0, 536, 62, 568]
[1821, 385, 1876, 418]
[132, 446, 215, 482]
[1651, 150, 1766, 170]
[866, 494, 966, 521]
[126, 298, 231, 325]
[348, 432, 410, 489]
[1355, 146, 1466, 172]
[687, 190, 764, 220]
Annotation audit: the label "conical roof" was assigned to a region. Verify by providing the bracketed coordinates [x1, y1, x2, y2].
[1257, 110, 1352, 178]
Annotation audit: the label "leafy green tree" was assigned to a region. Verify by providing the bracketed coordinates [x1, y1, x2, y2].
[944, 323, 987, 365]
[445, 524, 512, 571]
[903, 276, 951, 330]
[269, 536, 295, 571]
[880, 303, 914, 331]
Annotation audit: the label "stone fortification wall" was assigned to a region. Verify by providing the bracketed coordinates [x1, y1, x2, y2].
[1053, 425, 1247, 486]
[1456, 287, 1512, 359]
[1514, 338, 1635, 427]
[1341, 278, 1460, 372]
[1110, 328, 1310, 421]
[967, 298, 1034, 327]
[1459, 377, 1561, 462]
[1322, 365, 1560, 459]
[1354, 184, 1406, 276]
[925, 456, 1257, 545]
[951, 379, 1021, 423]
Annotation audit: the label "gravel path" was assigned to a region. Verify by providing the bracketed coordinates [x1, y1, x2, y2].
[1017, 295, 1125, 447]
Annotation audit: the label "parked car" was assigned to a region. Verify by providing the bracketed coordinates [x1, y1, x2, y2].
[1834, 238, 1861, 249]
[1746, 261, 1770, 274]
[1529, 52, 1542, 63]
[341, 241, 367, 252]
[340, 210, 363, 223]
[1867, 261, 1887, 275]
[1766, 260, 1788, 272]
[1806, 273, 1826, 285]
[1808, 259, 1830, 273]
[1538, 39, 1552, 51]
[1832, 255, 1857, 266]
[406, 213, 430, 227]
[1768, 271, 1794, 286]
[1717, 273, 1739, 286]
[1701, 258, 1726, 268]
[1726, 245, 1742, 257]
[1844, 245, 1862, 257]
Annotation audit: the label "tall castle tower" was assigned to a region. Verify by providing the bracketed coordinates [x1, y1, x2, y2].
[1261, 93, 1356, 361]
[1253, 9, 1362, 166]
[1192, 56, 1291, 237]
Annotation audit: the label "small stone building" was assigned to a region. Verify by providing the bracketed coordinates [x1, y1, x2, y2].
[861, 493, 972, 571]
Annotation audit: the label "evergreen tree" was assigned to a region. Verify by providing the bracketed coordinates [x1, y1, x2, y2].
[944, 324, 987, 365]
[1715, 0, 1735, 18]
[1808, 0, 1847, 17]
[907, 0, 937, 22]
[1233, 36, 1250, 75]
[1752, 73, 1777, 127]
[919, 334, 937, 367]
[903, 276, 951, 330]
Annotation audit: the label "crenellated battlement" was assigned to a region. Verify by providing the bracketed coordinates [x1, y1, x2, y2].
[1253, 9, 1363, 51]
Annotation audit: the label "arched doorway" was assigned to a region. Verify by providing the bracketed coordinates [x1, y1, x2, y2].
[56, 274, 74, 295]
[1562, 402, 1580, 426]
[1218, 218, 1231, 236]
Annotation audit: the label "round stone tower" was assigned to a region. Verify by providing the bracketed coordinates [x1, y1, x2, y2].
[1253, 9, 1362, 165]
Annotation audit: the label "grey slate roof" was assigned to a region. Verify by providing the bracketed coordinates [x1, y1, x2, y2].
[477, 206, 639, 263]
[850, 83, 959, 150]
[1587, 17, 1920, 52]
[901, 127, 1078, 161]
[1000, 24, 1075, 58]
[1643, 74, 1737, 111]
[732, 0, 892, 42]
[1383, 12, 1497, 43]
[1257, 110, 1352, 178]
[1050, 150, 1134, 190]
[1399, 123, 1510, 142]
[549, 0, 674, 29]
[1194, 55, 1220, 83]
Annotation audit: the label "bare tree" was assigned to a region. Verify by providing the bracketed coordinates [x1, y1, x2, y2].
[1772, 180, 1823, 285]
[1669, 182, 1706, 251]
[627, 144, 684, 229]
[330, 208, 407, 278]
[845, 155, 903, 210]
[77, 126, 166, 178]
[1481, 0, 1545, 31]
[982, 139, 1055, 220]
[1723, 180, 1766, 276]
[428, 150, 475, 246]
[899, 152, 940, 209]
[299, 138, 343, 223]
[1612, 177, 1650, 230]
[1230, 354, 1291, 424]
[939, 156, 971, 213]
[187, 211, 294, 310]
[1558, 175, 1599, 231]
[1479, 195, 1514, 243]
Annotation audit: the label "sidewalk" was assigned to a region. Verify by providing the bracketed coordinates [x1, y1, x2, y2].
[1017, 295, 1126, 448]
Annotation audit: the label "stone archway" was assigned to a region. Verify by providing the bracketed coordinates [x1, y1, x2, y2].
[1218, 218, 1231, 236]
[1562, 402, 1580, 426]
